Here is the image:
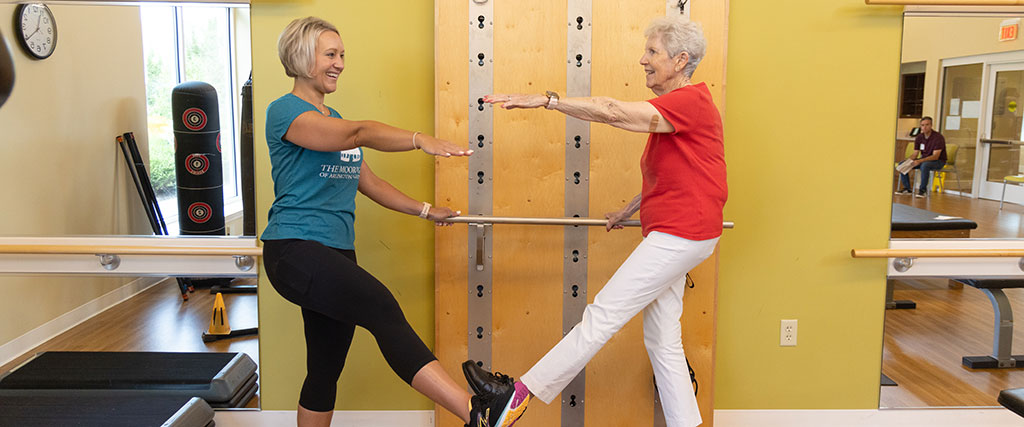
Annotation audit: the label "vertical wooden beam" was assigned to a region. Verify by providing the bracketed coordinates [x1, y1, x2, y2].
[489, 1, 569, 425]
[434, 1, 470, 426]
[586, 3, 665, 425]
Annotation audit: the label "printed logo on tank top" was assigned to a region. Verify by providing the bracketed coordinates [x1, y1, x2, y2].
[339, 148, 361, 162]
[318, 148, 361, 180]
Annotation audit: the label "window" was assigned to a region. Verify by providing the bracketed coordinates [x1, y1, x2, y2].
[140, 5, 250, 233]
[899, 72, 925, 118]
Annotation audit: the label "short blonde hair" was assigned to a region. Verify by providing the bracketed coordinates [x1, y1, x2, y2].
[277, 17, 339, 78]
[644, 16, 706, 78]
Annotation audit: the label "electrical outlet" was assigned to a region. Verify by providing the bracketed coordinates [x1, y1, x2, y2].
[780, 319, 797, 346]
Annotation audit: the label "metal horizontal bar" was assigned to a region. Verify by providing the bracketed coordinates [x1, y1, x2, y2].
[981, 139, 1024, 146]
[444, 216, 734, 229]
[0, 245, 262, 257]
[0, 253, 258, 277]
[852, 248, 1024, 258]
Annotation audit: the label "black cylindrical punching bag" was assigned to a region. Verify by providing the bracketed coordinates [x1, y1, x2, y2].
[0, 32, 14, 109]
[240, 73, 255, 236]
[172, 81, 225, 235]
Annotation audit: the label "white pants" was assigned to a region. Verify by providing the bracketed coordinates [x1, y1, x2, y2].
[520, 231, 718, 427]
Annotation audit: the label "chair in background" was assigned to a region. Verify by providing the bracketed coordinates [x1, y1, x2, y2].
[901, 143, 960, 197]
[933, 144, 963, 196]
[1001, 175, 1024, 210]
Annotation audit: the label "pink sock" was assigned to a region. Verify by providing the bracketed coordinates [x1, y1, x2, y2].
[512, 381, 531, 405]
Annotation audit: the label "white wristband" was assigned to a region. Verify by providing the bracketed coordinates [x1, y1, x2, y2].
[412, 131, 421, 150]
[419, 202, 432, 218]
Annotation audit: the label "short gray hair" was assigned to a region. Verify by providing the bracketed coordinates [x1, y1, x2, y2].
[644, 16, 706, 78]
[277, 17, 339, 78]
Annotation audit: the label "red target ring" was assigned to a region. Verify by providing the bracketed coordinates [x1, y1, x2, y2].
[187, 202, 212, 224]
[185, 154, 210, 175]
[182, 108, 207, 131]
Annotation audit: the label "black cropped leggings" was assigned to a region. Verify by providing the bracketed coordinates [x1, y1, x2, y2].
[263, 239, 437, 412]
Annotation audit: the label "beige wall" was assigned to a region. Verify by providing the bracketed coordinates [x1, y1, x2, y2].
[0, 4, 150, 346]
[902, 15, 1024, 132]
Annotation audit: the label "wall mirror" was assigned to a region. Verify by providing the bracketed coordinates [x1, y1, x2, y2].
[0, 0, 253, 239]
[883, 6, 1024, 409]
[0, 0, 259, 410]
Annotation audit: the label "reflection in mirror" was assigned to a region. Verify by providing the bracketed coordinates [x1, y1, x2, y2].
[883, 10, 1024, 410]
[0, 2, 259, 412]
[0, 2, 253, 238]
[892, 13, 1024, 239]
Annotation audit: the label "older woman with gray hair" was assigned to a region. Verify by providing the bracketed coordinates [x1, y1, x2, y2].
[262, 16, 521, 427]
[462, 16, 726, 427]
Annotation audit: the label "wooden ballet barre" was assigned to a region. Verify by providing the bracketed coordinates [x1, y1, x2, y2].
[444, 216, 735, 229]
[0, 244, 262, 257]
[852, 248, 1024, 258]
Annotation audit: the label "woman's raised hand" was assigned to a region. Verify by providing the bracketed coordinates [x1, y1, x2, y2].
[483, 93, 548, 110]
[417, 134, 473, 157]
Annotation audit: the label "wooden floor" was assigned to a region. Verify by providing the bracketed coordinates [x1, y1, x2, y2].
[883, 192, 1024, 408]
[0, 278, 259, 408]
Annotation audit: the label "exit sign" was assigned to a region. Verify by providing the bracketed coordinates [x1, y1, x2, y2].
[1001, 19, 1020, 42]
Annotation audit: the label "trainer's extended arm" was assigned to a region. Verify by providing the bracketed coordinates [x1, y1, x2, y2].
[285, 112, 471, 157]
[357, 160, 459, 224]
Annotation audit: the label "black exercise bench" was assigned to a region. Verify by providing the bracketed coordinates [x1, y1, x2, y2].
[1001, 387, 1024, 418]
[953, 279, 1024, 369]
[890, 203, 978, 238]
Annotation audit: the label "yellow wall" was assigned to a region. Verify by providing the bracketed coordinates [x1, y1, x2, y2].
[0, 4, 150, 347]
[251, 1, 437, 410]
[715, 0, 902, 408]
[251, 0, 903, 412]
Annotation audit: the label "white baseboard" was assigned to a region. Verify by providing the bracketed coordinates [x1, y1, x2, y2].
[715, 408, 1021, 426]
[214, 408, 1021, 427]
[0, 276, 165, 367]
[214, 410, 434, 427]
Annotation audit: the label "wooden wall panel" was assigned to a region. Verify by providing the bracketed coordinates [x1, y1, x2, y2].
[489, 1, 568, 425]
[585, 3, 665, 426]
[434, 1, 469, 426]
[692, 1, 730, 114]
[436, 1, 728, 426]
[683, 1, 728, 424]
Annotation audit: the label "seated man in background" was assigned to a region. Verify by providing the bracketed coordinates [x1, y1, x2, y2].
[897, 116, 946, 198]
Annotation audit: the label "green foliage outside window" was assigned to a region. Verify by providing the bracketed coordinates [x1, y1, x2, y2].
[145, 48, 177, 199]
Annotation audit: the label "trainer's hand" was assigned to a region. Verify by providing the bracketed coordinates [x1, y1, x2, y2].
[427, 207, 461, 227]
[605, 210, 629, 232]
[417, 134, 473, 157]
[483, 93, 548, 110]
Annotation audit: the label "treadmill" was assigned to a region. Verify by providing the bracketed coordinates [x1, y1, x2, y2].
[0, 395, 215, 427]
[0, 352, 258, 408]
